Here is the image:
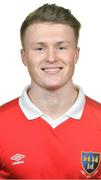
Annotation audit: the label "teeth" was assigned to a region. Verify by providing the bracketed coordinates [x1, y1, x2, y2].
[44, 68, 60, 72]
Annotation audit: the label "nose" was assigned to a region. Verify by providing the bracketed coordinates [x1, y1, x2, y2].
[46, 47, 57, 63]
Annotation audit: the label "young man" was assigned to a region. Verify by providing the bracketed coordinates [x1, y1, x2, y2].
[0, 3, 101, 179]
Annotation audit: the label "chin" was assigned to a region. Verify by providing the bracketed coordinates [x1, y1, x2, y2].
[43, 84, 62, 91]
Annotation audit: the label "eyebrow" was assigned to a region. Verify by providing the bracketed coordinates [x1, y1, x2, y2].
[57, 41, 71, 45]
[31, 41, 71, 45]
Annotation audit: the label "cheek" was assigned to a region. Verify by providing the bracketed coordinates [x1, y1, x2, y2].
[64, 59, 75, 76]
[26, 60, 36, 76]
[63, 56, 75, 66]
[67, 62, 75, 74]
[61, 51, 76, 64]
[27, 59, 42, 80]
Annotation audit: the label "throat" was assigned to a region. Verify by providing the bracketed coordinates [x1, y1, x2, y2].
[28, 86, 78, 120]
[43, 89, 78, 119]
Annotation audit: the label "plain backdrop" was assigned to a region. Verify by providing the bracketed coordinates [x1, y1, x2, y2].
[0, 0, 101, 105]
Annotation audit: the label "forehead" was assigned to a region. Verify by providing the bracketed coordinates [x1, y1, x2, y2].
[24, 23, 75, 44]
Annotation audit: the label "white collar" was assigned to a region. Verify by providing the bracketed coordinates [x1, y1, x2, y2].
[19, 85, 86, 120]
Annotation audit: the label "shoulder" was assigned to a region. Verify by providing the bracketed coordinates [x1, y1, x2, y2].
[85, 95, 101, 113]
[86, 96, 101, 107]
[0, 98, 20, 134]
[0, 98, 19, 117]
[85, 96, 101, 130]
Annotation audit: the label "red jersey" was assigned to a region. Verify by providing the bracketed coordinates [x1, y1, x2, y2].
[0, 96, 101, 179]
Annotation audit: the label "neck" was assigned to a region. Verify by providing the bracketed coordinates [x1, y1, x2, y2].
[28, 82, 78, 119]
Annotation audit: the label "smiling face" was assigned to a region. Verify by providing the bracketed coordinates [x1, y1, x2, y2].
[21, 23, 80, 90]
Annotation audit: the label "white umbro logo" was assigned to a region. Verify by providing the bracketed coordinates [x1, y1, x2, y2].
[10, 154, 25, 165]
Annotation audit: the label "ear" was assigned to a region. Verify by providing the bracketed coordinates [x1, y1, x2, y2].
[20, 49, 27, 66]
[74, 47, 80, 64]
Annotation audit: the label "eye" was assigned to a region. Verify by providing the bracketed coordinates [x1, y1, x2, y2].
[35, 47, 44, 51]
[58, 46, 66, 50]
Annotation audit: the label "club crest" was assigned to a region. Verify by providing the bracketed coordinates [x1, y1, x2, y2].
[81, 152, 100, 175]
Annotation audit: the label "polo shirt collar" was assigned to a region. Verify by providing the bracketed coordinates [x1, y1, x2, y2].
[19, 85, 86, 120]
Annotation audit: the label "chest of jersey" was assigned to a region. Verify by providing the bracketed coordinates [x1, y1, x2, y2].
[0, 113, 101, 179]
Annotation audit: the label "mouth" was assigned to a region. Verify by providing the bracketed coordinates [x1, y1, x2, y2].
[41, 67, 63, 73]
